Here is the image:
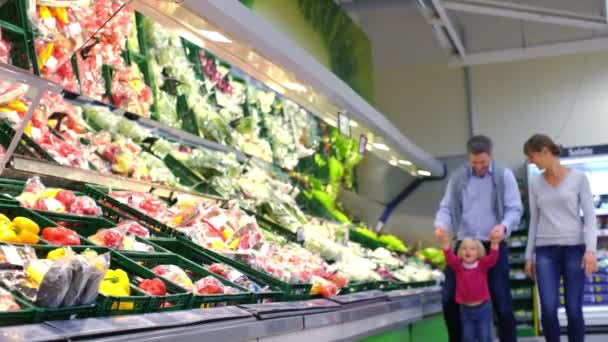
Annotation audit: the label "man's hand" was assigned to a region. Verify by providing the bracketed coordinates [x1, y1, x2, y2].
[489, 224, 506, 242]
[582, 251, 598, 277]
[525, 260, 536, 281]
[434, 227, 450, 249]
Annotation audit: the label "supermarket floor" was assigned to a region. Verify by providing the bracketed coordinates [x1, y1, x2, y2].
[514, 335, 608, 341]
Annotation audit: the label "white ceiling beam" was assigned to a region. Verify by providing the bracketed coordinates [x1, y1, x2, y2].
[448, 36, 608, 67]
[431, 0, 467, 60]
[443, 0, 608, 30]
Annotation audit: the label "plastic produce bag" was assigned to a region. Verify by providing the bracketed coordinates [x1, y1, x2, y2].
[0, 29, 10, 65]
[151, 265, 193, 291]
[193, 275, 237, 295]
[77, 249, 109, 305]
[0, 286, 21, 311]
[33, 258, 73, 308]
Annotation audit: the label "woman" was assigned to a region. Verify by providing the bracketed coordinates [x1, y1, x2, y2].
[524, 134, 598, 342]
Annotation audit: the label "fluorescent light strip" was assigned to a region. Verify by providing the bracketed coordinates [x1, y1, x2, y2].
[372, 143, 390, 151]
[417, 170, 431, 177]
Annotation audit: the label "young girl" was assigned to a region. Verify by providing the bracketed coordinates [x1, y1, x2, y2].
[436, 230, 501, 342]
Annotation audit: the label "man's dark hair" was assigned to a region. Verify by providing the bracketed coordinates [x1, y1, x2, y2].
[467, 135, 493, 155]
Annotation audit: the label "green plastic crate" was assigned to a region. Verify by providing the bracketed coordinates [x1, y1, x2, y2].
[97, 251, 191, 316]
[340, 281, 377, 294]
[0, 24, 35, 72]
[0, 1, 29, 32]
[84, 184, 178, 237]
[0, 205, 68, 245]
[120, 252, 253, 309]
[0, 121, 57, 163]
[173, 236, 311, 301]
[0, 288, 35, 326]
[146, 237, 284, 303]
[35, 211, 164, 252]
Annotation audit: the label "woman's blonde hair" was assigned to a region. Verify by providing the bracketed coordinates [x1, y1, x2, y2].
[457, 239, 486, 260]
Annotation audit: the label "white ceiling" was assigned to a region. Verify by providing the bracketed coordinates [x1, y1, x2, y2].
[340, 0, 608, 68]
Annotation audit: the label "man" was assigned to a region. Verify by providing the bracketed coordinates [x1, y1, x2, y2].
[435, 135, 523, 342]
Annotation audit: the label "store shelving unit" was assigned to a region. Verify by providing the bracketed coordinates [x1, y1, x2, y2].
[507, 227, 536, 338]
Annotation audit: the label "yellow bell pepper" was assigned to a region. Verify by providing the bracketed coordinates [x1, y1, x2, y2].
[38, 6, 52, 20]
[0, 214, 10, 224]
[46, 247, 66, 261]
[12, 217, 40, 235]
[37, 42, 54, 70]
[0, 229, 19, 243]
[99, 269, 134, 310]
[6, 100, 28, 113]
[0, 216, 40, 244]
[51, 7, 68, 24]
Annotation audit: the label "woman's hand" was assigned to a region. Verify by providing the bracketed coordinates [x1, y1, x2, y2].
[582, 251, 598, 277]
[525, 260, 536, 281]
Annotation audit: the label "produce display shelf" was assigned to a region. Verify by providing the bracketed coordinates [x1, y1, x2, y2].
[162, 236, 312, 301]
[0, 121, 58, 163]
[144, 237, 285, 303]
[104, 252, 193, 316]
[240, 207, 298, 242]
[162, 153, 221, 197]
[6, 156, 225, 204]
[84, 184, 180, 238]
[120, 252, 253, 309]
[0, 290, 35, 326]
[36, 211, 167, 253]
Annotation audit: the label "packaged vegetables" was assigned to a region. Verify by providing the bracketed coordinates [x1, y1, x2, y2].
[0, 247, 109, 308]
[17, 177, 100, 216]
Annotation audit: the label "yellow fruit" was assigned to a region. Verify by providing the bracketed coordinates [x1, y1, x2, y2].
[0, 229, 18, 243]
[38, 6, 52, 20]
[0, 214, 10, 224]
[37, 42, 54, 70]
[210, 241, 225, 250]
[18, 231, 39, 244]
[228, 238, 240, 250]
[12, 217, 40, 235]
[46, 248, 66, 260]
[222, 228, 234, 241]
[17, 192, 38, 207]
[41, 188, 60, 199]
[52, 7, 68, 24]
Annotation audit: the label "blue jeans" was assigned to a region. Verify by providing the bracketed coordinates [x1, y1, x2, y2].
[461, 301, 493, 342]
[536, 245, 586, 342]
[442, 241, 516, 342]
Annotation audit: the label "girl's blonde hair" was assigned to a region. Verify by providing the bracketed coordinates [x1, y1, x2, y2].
[457, 239, 486, 260]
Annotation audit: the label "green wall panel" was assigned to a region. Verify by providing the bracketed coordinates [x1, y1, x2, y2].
[238, 0, 374, 104]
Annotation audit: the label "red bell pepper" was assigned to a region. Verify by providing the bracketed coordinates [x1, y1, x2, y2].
[41, 227, 81, 245]
[138, 278, 167, 296]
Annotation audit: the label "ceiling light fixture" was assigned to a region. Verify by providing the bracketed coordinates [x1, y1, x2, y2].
[417, 170, 431, 177]
[398, 159, 412, 166]
[349, 121, 359, 127]
[199, 30, 232, 43]
[372, 143, 390, 151]
[389, 159, 398, 166]
[283, 82, 307, 92]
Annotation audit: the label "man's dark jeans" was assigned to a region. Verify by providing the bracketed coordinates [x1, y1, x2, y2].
[442, 241, 516, 342]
